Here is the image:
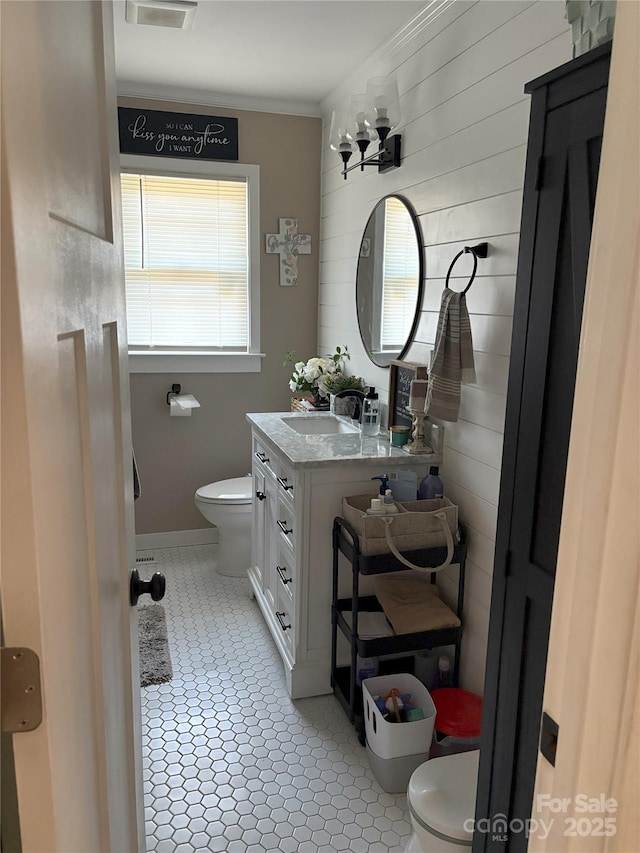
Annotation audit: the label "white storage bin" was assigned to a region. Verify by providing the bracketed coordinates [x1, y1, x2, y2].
[362, 673, 436, 760]
[365, 744, 429, 794]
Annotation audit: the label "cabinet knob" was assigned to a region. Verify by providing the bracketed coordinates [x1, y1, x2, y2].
[255, 491, 266, 501]
[255, 451, 270, 464]
[277, 476, 294, 492]
[277, 520, 293, 536]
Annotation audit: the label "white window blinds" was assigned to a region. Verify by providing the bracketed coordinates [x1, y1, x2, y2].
[380, 196, 419, 350]
[121, 173, 249, 349]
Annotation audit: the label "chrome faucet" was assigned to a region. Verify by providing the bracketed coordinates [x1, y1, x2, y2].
[333, 388, 366, 423]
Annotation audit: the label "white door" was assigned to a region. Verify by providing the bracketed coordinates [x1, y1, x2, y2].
[1, 2, 143, 851]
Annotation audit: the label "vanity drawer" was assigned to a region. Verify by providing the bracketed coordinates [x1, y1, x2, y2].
[275, 496, 295, 551]
[275, 543, 295, 602]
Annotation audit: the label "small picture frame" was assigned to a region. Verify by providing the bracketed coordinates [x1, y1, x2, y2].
[387, 360, 428, 430]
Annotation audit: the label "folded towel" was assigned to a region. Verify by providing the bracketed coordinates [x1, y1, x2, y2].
[424, 287, 476, 422]
[374, 575, 460, 635]
[341, 611, 395, 639]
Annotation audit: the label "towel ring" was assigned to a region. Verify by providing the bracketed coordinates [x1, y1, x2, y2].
[445, 242, 489, 294]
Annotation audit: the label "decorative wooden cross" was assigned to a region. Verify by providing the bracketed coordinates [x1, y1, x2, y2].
[265, 218, 311, 286]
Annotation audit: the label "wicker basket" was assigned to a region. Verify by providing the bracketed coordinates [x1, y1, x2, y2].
[290, 396, 327, 413]
[291, 396, 312, 412]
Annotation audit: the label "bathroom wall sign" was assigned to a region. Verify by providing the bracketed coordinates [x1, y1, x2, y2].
[118, 107, 239, 161]
[388, 360, 428, 429]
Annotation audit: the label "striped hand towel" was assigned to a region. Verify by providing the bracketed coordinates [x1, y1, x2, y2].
[424, 287, 476, 422]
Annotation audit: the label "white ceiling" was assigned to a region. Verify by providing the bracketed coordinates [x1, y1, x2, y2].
[113, 0, 426, 113]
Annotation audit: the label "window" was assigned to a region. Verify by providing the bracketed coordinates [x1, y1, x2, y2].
[122, 173, 248, 348]
[120, 155, 261, 373]
[380, 196, 419, 351]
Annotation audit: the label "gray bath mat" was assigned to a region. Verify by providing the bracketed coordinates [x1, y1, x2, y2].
[138, 604, 173, 687]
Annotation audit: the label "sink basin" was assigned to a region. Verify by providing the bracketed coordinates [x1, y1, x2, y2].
[281, 415, 359, 435]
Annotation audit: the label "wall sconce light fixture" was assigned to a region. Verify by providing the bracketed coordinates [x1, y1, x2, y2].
[329, 75, 402, 180]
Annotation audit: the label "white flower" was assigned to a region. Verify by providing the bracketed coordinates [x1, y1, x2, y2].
[286, 345, 351, 398]
[303, 358, 323, 381]
[317, 375, 332, 396]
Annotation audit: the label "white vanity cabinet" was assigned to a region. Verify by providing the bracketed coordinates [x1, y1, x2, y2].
[250, 436, 299, 676]
[252, 437, 296, 576]
[248, 413, 436, 699]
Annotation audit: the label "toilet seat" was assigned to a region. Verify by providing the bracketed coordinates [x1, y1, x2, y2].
[408, 750, 479, 845]
[195, 476, 252, 505]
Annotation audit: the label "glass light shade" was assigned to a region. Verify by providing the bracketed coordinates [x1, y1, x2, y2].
[365, 75, 401, 137]
[329, 104, 353, 158]
[346, 93, 374, 145]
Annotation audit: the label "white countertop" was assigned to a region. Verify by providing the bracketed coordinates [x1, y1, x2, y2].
[247, 411, 442, 469]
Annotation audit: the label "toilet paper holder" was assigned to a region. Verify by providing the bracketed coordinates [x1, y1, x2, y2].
[166, 384, 201, 416]
[166, 383, 182, 405]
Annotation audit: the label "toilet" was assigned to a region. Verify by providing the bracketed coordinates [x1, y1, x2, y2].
[406, 750, 479, 852]
[194, 475, 253, 577]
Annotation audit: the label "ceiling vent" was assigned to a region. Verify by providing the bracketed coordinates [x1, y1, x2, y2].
[125, 0, 198, 29]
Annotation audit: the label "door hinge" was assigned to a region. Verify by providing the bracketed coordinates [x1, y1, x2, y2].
[535, 155, 545, 191]
[540, 711, 559, 766]
[1, 647, 43, 733]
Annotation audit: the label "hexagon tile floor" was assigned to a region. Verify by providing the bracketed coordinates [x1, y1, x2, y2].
[139, 544, 413, 853]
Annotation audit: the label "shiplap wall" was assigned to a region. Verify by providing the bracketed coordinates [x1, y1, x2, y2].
[319, 1, 571, 694]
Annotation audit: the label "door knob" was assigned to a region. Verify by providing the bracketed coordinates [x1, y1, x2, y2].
[130, 568, 166, 606]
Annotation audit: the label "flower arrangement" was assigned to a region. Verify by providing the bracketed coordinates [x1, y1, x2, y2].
[320, 372, 367, 396]
[285, 345, 363, 403]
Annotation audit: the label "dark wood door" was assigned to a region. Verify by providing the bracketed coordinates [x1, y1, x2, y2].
[474, 44, 611, 853]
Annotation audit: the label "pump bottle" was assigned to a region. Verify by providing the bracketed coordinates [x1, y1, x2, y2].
[371, 474, 389, 495]
[418, 466, 444, 500]
[383, 489, 399, 514]
[361, 386, 380, 436]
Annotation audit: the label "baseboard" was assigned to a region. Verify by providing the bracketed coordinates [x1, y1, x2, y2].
[136, 528, 218, 550]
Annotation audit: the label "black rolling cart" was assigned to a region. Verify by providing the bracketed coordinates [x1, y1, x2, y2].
[331, 515, 467, 740]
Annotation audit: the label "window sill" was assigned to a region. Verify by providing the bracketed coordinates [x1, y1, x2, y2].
[128, 352, 265, 374]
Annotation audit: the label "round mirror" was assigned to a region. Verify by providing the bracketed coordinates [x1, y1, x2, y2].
[356, 195, 423, 367]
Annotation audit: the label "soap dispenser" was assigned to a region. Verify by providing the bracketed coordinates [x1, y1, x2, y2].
[371, 474, 390, 495]
[361, 386, 380, 436]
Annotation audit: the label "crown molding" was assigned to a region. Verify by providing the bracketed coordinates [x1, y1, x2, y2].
[117, 81, 322, 118]
[117, 2, 461, 120]
[319, 0, 462, 115]
[382, 0, 459, 58]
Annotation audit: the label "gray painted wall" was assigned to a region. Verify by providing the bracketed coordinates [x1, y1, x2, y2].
[121, 98, 322, 534]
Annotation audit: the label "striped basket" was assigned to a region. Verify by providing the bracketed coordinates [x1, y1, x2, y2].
[290, 396, 326, 413]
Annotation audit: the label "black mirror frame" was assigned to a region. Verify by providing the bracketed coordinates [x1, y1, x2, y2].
[356, 194, 424, 368]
